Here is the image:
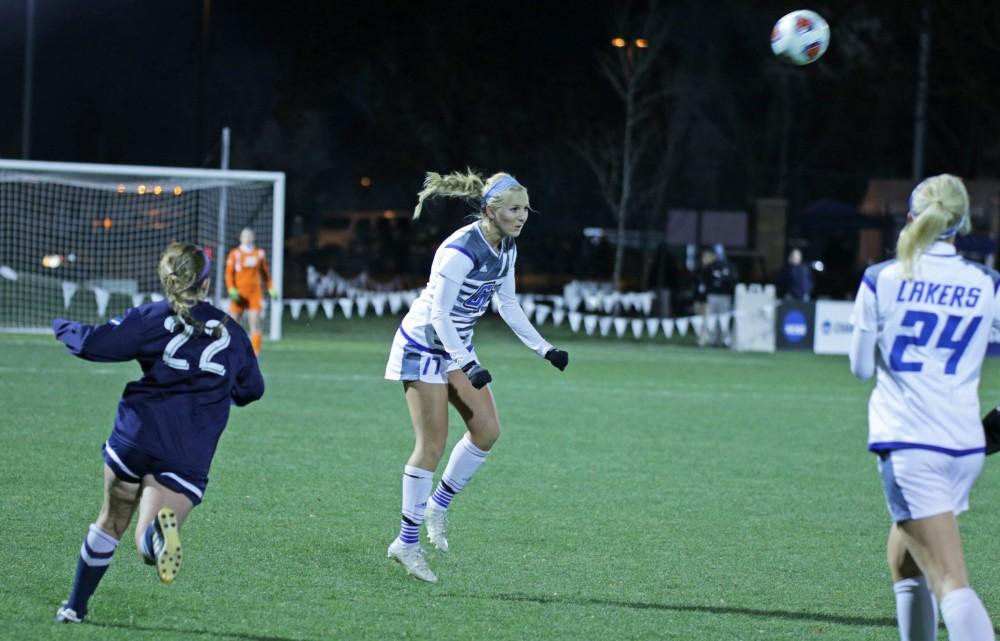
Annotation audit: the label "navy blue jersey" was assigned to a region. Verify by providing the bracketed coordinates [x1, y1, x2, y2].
[53, 300, 264, 477]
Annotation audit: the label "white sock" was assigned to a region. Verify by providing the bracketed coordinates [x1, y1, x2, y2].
[940, 587, 994, 641]
[398, 465, 433, 545]
[80, 523, 119, 567]
[430, 434, 488, 510]
[893, 577, 938, 641]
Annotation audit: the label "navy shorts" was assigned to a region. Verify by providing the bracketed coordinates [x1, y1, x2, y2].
[102, 434, 208, 506]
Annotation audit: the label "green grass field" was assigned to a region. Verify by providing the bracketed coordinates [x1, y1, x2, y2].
[3, 314, 1000, 640]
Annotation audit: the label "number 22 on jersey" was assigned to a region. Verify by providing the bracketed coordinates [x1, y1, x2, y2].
[162, 317, 231, 375]
[889, 310, 982, 374]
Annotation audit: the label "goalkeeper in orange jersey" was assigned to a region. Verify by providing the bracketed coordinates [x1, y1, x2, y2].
[225, 228, 275, 354]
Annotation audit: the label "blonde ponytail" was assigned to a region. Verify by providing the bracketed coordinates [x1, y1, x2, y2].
[158, 243, 221, 338]
[413, 170, 486, 219]
[896, 174, 970, 280]
[412, 170, 528, 220]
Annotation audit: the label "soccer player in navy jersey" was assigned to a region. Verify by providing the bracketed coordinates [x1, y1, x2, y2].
[850, 175, 998, 641]
[53, 243, 264, 624]
[382, 170, 569, 583]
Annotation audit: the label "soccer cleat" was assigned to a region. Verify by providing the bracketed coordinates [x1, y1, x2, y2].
[55, 601, 82, 623]
[387, 538, 437, 583]
[424, 503, 450, 552]
[154, 508, 182, 584]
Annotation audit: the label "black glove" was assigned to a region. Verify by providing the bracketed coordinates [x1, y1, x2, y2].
[462, 360, 492, 389]
[544, 348, 569, 371]
[984, 407, 1000, 456]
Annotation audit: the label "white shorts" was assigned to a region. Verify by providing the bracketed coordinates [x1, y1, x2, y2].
[876, 448, 984, 522]
[384, 328, 471, 384]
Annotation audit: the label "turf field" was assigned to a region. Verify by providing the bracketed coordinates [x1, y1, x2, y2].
[3, 314, 1000, 640]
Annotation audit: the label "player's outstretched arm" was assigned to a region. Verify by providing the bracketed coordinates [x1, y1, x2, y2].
[495, 267, 560, 362]
[52, 310, 143, 362]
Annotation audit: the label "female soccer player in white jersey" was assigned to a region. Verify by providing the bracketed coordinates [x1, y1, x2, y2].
[52, 244, 264, 623]
[383, 170, 569, 582]
[850, 174, 998, 641]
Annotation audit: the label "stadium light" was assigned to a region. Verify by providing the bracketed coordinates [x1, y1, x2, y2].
[360, 176, 372, 188]
[137, 184, 147, 195]
[611, 37, 626, 48]
[173, 186, 183, 196]
[153, 185, 163, 195]
[634, 38, 649, 48]
[117, 183, 126, 194]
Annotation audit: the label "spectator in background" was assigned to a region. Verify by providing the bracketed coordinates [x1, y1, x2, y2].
[779, 248, 814, 301]
[695, 245, 738, 347]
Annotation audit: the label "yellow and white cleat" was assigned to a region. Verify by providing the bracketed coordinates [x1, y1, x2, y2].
[154, 508, 182, 583]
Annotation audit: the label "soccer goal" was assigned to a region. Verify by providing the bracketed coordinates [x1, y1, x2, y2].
[0, 159, 285, 339]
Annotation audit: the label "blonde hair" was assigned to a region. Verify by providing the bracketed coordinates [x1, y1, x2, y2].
[896, 174, 970, 280]
[413, 170, 528, 220]
[158, 243, 221, 337]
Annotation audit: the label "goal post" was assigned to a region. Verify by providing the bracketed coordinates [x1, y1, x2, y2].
[0, 159, 285, 340]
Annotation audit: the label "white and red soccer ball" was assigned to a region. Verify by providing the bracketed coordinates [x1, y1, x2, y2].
[771, 10, 830, 66]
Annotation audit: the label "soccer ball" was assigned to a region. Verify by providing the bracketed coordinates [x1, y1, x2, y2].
[770, 10, 830, 65]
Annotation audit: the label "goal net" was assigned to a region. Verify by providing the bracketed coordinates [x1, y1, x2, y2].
[0, 159, 285, 339]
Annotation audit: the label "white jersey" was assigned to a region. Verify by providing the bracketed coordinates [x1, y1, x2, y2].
[398, 221, 551, 367]
[851, 241, 1000, 454]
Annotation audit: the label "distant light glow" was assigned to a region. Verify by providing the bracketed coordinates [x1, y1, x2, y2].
[360, 176, 372, 188]
[173, 186, 183, 196]
[611, 37, 626, 48]
[812, 260, 825, 272]
[117, 183, 126, 193]
[137, 184, 147, 195]
[634, 38, 649, 48]
[103, 217, 113, 230]
[42, 254, 63, 269]
[153, 185, 163, 195]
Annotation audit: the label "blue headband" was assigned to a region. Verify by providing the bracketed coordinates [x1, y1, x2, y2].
[195, 251, 211, 285]
[482, 176, 523, 207]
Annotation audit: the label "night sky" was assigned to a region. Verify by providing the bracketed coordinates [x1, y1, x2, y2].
[2, 0, 999, 291]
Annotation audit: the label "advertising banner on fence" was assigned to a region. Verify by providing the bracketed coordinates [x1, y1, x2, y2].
[776, 302, 814, 351]
[813, 300, 855, 355]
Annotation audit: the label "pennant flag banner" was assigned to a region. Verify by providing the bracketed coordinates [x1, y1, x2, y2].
[289, 299, 304, 320]
[566, 296, 582, 312]
[403, 290, 419, 308]
[599, 316, 613, 337]
[131, 293, 146, 308]
[645, 318, 660, 338]
[707, 314, 719, 333]
[388, 293, 403, 314]
[322, 299, 336, 319]
[661, 318, 675, 338]
[675, 317, 690, 336]
[630, 318, 644, 339]
[569, 311, 583, 333]
[62, 282, 78, 309]
[584, 314, 598, 336]
[338, 298, 353, 319]
[372, 294, 387, 317]
[305, 299, 320, 319]
[355, 295, 370, 318]
[535, 305, 551, 326]
[585, 295, 600, 312]
[91, 287, 110, 318]
[150, 293, 164, 302]
[613, 317, 628, 338]
[690, 316, 704, 335]
[0, 265, 17, 281]
[552, 308, 566, 327]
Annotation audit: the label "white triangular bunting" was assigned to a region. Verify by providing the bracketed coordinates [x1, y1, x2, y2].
[356, 295, 370, 318]
[645, 318, 660, 338]
[61, 282, 78, 309]
[568, 311, 582, 332]
[91, 287, 110, 317]
[599, 316, 613, 337]
[305, 299, 320, 319]
[676, 317, 690, 336]
[583, 314, 598, 336]
[707, 314, 719, 333]
[388, 293, 403, 314]
[131, 293, 145, 308]
[661, 318, 675, 338]
[338, 298, 353, 319]
[535, 305, 551, 325]
[613, 317, 628, 337]
[691, 316, 704, 335]
[322, 299, 335, 319]
[552, 308, 566, 327]
[150, 293, 164, 302]
[630, 318, 644, 339]
[289, 299, 304, 320]
[372, 294, 387, 316]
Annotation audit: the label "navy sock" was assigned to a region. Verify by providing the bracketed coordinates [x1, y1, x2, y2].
[65, 525, 118, 618]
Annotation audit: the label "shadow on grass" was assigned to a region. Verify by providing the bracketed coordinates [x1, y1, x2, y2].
[445, 592, 897, 628]
[91, 621, 309, 641]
